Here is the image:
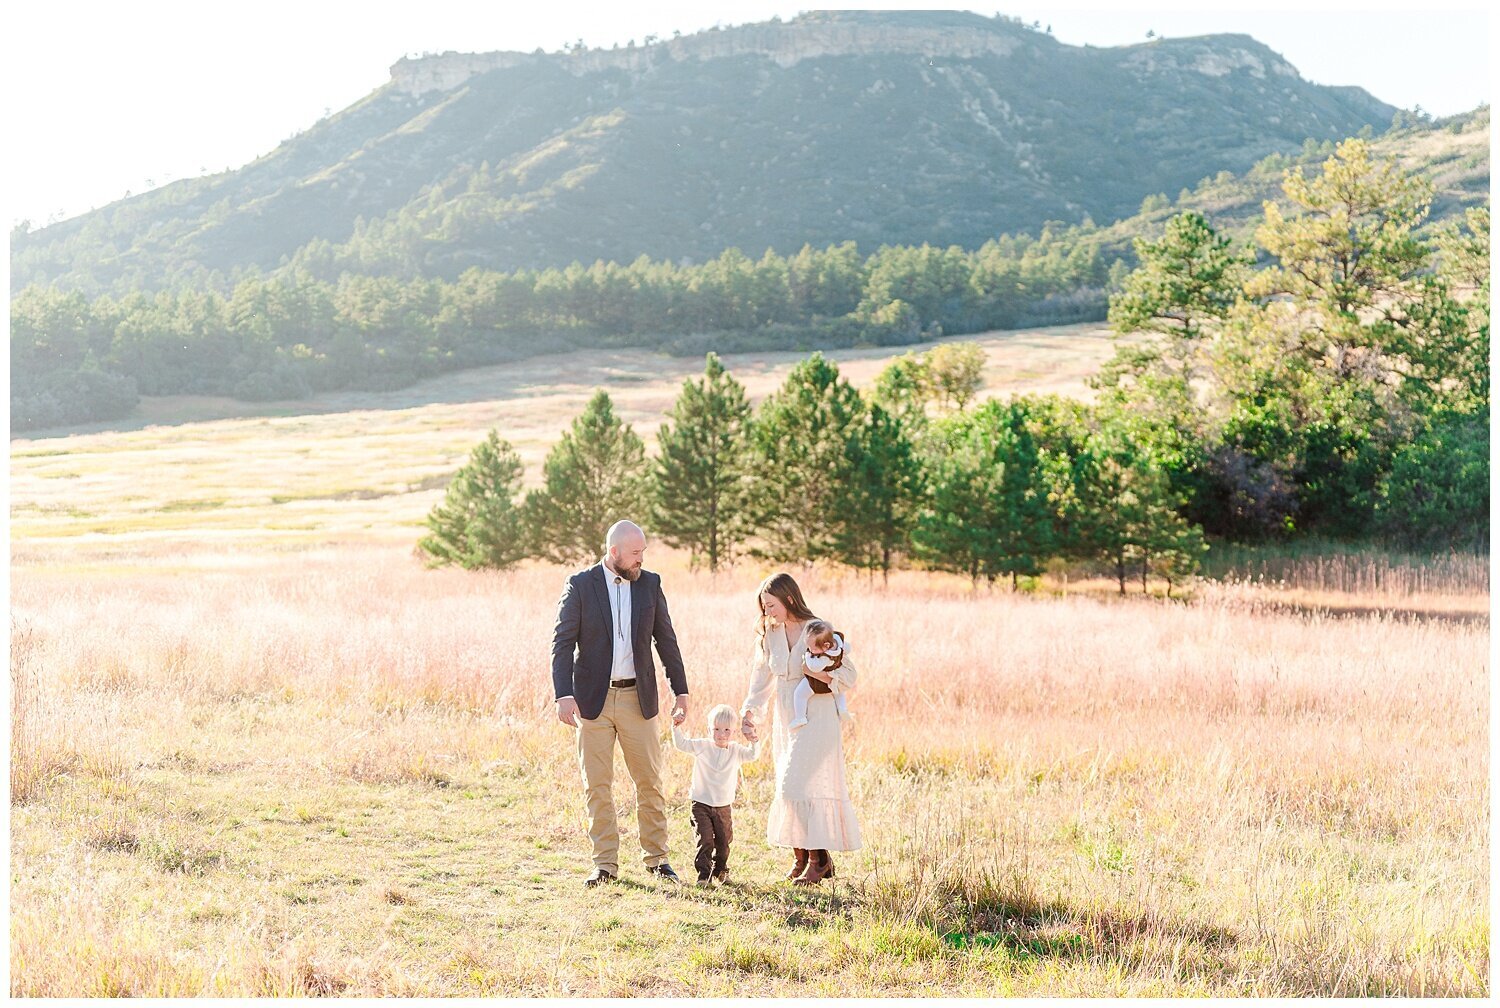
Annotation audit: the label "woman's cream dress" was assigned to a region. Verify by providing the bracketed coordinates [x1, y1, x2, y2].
[742, 621, 861, 851]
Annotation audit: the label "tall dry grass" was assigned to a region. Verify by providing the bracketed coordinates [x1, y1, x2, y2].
[9, 543, 1489, 995]
[1202, 541, 1489, 596]
[11, 547, 1484, 728]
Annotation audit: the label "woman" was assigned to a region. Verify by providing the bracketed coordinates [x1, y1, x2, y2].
[740, 573, 860, 885]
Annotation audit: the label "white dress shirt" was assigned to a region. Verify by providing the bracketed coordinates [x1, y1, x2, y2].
[603, 562, 636, 682]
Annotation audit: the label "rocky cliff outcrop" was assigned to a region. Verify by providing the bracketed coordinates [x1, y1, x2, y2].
[387, 13, 1051, 95]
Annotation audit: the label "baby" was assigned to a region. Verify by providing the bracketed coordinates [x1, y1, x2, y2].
[790, 619, 851, 732]
[671, 704, 761, 887]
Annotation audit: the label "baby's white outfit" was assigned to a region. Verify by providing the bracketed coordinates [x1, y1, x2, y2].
[790, 632, 851, 731]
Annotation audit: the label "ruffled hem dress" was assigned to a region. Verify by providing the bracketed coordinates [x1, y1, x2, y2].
[742, 621, 861, 851]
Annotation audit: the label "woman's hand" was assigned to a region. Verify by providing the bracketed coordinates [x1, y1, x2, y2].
[740, 712, 758, 740]
[802, 664, 833, 684]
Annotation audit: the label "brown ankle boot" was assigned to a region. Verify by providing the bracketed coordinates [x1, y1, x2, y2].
[786, 847, 808, 881]
[794, 849, 833, 885]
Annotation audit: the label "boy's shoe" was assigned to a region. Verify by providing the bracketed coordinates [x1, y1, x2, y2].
[695, 874, 713, 888]
[712, 870, 729, 887]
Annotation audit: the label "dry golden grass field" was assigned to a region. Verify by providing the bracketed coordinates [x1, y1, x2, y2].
[9, 326, 1491, 996]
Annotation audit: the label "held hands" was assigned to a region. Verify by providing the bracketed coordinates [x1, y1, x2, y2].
[671, 694, 689, 726]
[740, 712, 758, 742]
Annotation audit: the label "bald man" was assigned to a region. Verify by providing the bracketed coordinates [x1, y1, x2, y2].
[551, 520, 689, 887]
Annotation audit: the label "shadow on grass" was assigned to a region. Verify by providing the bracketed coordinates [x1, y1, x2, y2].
[944, 895, 1239, 962]
[570, 863, 1468, 994]
[617, 873, 858, 930]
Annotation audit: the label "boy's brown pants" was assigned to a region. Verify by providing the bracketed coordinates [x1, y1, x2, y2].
[690, 801, 733, 879]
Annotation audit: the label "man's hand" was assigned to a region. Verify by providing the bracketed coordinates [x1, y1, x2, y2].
[671, 694, 689, 726]
[556, 697, 580, 728]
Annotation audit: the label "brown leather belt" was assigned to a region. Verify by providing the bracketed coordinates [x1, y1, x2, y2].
[610, 679, 636, 689]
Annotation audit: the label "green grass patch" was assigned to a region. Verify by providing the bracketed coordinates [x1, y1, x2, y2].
[159, 499, 228, 512]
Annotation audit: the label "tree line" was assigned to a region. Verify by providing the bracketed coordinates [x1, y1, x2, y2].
[12, 226, 1106, 431]
[422, 140, 1488, 577]
[1092, 139, 1487, 550]
[420, 348, 1206, 594]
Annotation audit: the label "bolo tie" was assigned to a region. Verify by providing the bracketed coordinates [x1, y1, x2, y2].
[614, 575, 626, 642]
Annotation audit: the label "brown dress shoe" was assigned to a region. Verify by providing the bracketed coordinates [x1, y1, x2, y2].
[786, 847, 809, 881]
[794, 849, 834, 886]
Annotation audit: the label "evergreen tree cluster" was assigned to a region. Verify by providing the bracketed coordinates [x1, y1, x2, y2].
[423, 141, 1487, 574]
[12, 228, 1105, 431]
[1093, 140, 1488, 550]
[421, 347, 1204, 595]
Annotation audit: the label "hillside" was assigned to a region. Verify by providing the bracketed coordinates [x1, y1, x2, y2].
[11, 10, 1397, 294]
[1094, 106, 1489, 260]
[12, 109, 1486, 434]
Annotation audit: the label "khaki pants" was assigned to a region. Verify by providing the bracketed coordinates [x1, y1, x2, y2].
[575, 686, 668, 873]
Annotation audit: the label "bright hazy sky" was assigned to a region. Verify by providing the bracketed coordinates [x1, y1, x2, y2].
[4, 1, 1490, 229]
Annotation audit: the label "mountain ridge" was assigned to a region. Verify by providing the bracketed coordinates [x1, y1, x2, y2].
[13, 10, 1398, 294]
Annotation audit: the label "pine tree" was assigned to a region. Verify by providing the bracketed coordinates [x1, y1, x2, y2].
[985, 399, 1059, 587]
[747, 352, 863, 562]
[1207, 141, 1443, 536]
[1422, 206, 1489, 414]
[836, 401, 925, 581]
[1064, 427, 1205, 595]
[1107, 210, 1245, 350]
[1245, 137, 1434, 428]
[652, 353, 753, 571]
[1252, 139, 1433, 340]
[913, 398, 1055, 586]
[418, 429, 530, 569]
[526, 390, 650, 565]
[1094, 211, 1247, 525]
[871, 351, 931, 431]
[913, 413, 992, 583]
[1141, 507, 1208, 597]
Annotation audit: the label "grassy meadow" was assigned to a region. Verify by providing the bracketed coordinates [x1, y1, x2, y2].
[9, 326, 1490, 996]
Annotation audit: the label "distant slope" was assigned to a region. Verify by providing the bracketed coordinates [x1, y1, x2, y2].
[1096, 106, 1489, 261]
[12, 10, 1397, 294]
[9, 322, 1128, 533]
[10, 110, 1486, 435]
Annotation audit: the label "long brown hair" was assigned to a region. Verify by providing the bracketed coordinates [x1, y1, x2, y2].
[755, 572, 817, 638]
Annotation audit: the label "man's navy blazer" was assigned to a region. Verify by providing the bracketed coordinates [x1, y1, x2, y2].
[551, 565, 688, 721]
